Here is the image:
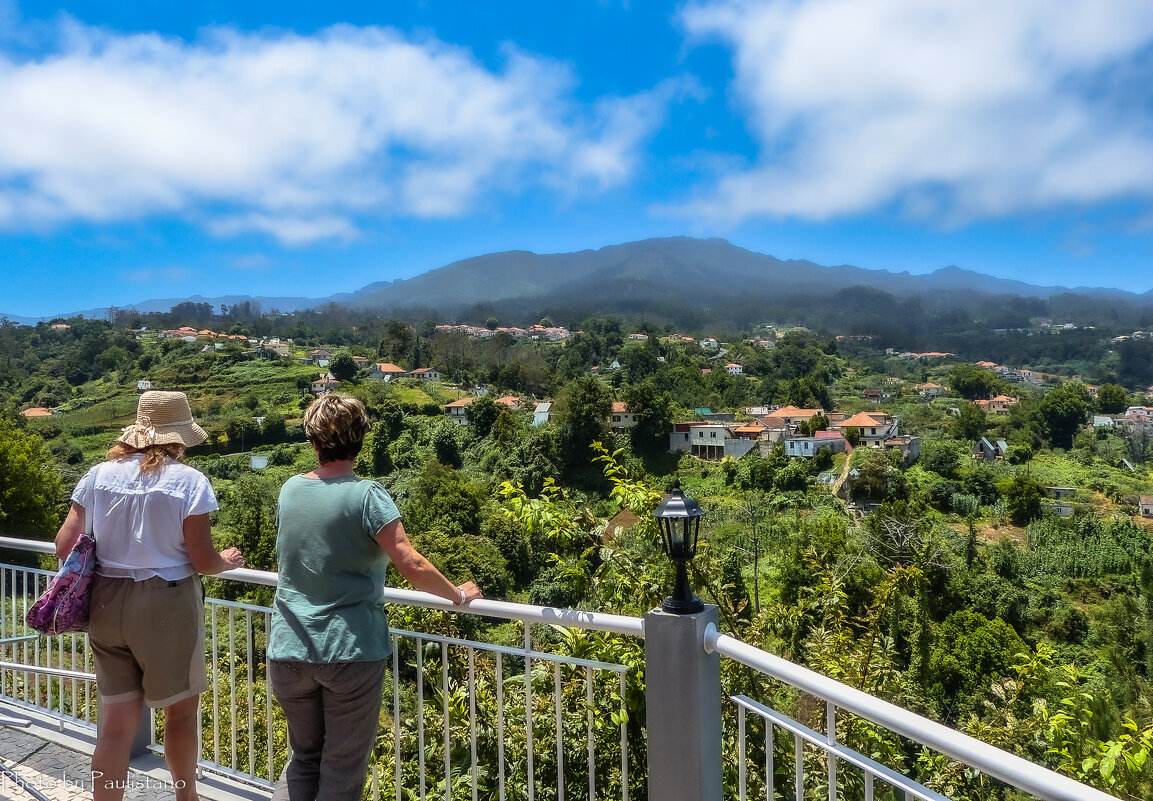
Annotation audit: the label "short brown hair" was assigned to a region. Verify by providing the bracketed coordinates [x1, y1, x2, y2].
[106, 442, 185, 472]
[303, 394, 371, 463]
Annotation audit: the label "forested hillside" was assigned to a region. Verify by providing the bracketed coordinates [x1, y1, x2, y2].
[2, 308, 1153, 799]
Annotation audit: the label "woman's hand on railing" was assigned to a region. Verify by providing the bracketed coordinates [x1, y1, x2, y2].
[455, 581, 482, 605]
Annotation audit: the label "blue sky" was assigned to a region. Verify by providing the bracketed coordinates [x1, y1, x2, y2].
[3, 0, 1153, 318]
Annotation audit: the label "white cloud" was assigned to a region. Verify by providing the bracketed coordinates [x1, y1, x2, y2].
[0, 21, 669, 243]
[679, 0, 1153, 224]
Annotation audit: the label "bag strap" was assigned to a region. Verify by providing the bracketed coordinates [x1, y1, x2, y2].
[85, 463, 101, 541]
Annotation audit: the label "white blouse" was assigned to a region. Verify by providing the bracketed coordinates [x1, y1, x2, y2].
[71, 454, 218, 581]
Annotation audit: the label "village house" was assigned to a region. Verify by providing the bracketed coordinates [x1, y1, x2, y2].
[669, 422, 695, 453]
[687, 423, 756, 460]
[408, 367, 441, 382]
[308, 348, 332, 367]
[883, 435, 921, 464]
[755, 415, 792, 448]
[445, 397, 475, 426]
[495, 395, 523, 409]
[610, 401, 636, 432]
[917, 383, 945, 398]
[724, 363, 743, 376]
[370, 362, 408, 381]
[772, 406, 826, 427]
[254, 341, 291, 359]
[699, 337, 719, 349]
[972, 437, 1009, 462]
[136, 380, 153, 392]
[976, 395, 1017, 414]
[310, 375, 339, 396]
[1140, 496, 1153, 517]
[833, 412, 899, 448]
[784, 430, 849, 458]
[862, 388, 884, 402]
[351, 355, 370, 368]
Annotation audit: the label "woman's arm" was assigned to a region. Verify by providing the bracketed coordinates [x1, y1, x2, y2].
[54, 503, 86, 558]
[183, 513, 246, 575]
[375, 518, 482, 604]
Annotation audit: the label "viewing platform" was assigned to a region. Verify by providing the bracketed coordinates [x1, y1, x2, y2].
[1, 535, 1117, 801]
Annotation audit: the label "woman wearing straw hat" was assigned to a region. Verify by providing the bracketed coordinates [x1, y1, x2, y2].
[54, 391, 245, 801]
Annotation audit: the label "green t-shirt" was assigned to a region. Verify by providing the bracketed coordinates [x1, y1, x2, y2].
[269, 474, 401, 663]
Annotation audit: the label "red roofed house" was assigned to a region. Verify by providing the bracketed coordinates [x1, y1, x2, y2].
[725, 363, 743, 375]
[773, 406, 825, 427]
[495, 396, 522, 409]
[833, 412, 899, 448]
[408, 367, 441, 382]
[310, 375, 339, 396]
[445, 397, 475, 426]
[611, 401, 636, 431]
[370, 363, 408, 381]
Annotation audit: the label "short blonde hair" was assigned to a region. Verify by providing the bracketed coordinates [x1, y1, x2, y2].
[106, 442, 185, 472]
[303, 394, 371, 463]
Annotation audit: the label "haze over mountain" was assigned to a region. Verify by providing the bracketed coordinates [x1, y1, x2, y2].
[4, 237, 1151, 325]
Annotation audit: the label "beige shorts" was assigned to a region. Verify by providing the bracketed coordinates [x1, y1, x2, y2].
[89, 573, 208, 708]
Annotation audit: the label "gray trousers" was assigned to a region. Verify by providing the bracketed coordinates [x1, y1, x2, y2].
[269, 658, 388, 801]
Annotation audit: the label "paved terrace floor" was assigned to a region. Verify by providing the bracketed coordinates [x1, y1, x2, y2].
[0, 705, 269, 801]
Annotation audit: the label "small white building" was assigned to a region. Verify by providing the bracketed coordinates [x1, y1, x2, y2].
[725, 363, 743, 376]
[1140, 496, 1153, 517]
[533, 402, 553, 426]
[137, 380, 154, 392]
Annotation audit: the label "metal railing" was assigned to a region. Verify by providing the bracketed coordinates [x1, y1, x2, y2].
[1, 535, 1117, 801]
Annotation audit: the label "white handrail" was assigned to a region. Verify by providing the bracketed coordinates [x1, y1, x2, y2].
[704, 624, 1117, 801]
[0, 536, 646, 637]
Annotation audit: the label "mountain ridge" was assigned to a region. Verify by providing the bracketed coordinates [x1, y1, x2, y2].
[4, 237, 1150, 323]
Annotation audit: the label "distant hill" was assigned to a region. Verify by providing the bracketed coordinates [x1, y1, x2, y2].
[339, 237, 1149, 313]
[5, 237, 1151, 323]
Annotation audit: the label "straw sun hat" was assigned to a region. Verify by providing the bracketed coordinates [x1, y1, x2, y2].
[118, 391, 207, 448]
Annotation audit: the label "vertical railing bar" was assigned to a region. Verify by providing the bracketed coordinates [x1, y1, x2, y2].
[1, 568, 7, 698]
[248, 611, 256, 777]
[554, 661, 564, 801]
[496, 653, 505, 801]
[620, 672, 628, 801]
[826, 701, 836, 801]
[70, 634, 77, 718]
[766, 719, 773, 801]
[864, 772, 874, 801]
[371, 763, 379, 801]
[585, 666, 594, 801]
[84, 631, 91, 722]
[442, 641, 450, 801]
[22, 577, 29, 704]
[794, 733, 803, 801]
[229, 606, 237, 771]
[211, 604, 220, 768]
[264, 610, 273, 783]
[739, 704, 748, 801]
[524, 624, 534, 801]
[417, 636, 426, 801]
[469, 647, 477, 801]
[392, 635, 401, 801]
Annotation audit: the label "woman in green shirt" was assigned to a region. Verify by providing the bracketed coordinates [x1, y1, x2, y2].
[269, 393, 481, 801]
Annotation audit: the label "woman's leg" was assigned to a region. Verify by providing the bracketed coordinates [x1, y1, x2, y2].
[162, 695, 201, 801]
[316, 660, 388, 801]
[91, 697, 144, 801]
[269, 660, 325, 801]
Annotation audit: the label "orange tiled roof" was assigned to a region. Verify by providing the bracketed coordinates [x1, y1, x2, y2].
[20, 407, 52, 417]
[612, 402, 629, 413]
[837, 412, 892, 428]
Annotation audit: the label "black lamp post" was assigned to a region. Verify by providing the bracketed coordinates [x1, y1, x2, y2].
[654, 479, 705, 614]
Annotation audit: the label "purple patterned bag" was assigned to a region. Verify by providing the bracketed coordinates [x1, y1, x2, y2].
[26, 532, 97, 634]
[27, 464, 99, 635]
